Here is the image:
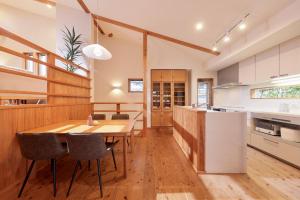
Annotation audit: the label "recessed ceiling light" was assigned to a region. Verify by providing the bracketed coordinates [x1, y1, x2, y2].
[223, 35, 230, 43]
[195, 22, 204, 31]
[239, 22, 246, 30]
[46, 4, 52, 8]
[212, 46, 218, 52]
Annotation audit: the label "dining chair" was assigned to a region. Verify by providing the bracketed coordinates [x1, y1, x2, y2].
[92, 114, 106, 120]
[65, 133, 117, 198]
[16, 133, 67, 197]
[111, 114, 133, 150]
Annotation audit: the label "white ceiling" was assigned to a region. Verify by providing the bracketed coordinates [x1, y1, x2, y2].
[57, 0, 294, 59]
[1, 0, 295, 62]
[0, 0, 56, 19]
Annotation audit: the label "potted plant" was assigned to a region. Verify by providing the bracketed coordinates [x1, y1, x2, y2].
[61, 26, 83, 72]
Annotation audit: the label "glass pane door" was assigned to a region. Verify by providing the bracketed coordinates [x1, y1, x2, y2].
[152, 82, 161, 110]
[174, 83, 185, 106]
[163, 82, 171, 110]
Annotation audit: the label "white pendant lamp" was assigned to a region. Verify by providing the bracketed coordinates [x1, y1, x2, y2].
[83, 44, 112, 60]
[82, 0, 112, 60]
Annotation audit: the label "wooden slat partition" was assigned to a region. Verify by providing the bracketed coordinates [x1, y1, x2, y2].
[0, 26, 93, 193]
[0, 26, 91, 104]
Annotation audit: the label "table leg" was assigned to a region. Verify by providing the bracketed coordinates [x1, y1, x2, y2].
[123, 135, 128, 178]
[130, 131, 134, 153]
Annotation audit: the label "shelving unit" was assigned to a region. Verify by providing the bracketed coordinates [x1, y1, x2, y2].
[151, 69, 189, 127]
[174, 83, 185, 106]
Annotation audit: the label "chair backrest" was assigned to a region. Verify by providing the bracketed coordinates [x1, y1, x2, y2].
[66, 133, 107, 160]
[16, 133, 65, 160]
[92, 114, 106, 120]
[111, 114, 129, 120]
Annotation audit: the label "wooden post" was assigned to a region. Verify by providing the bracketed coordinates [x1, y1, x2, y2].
[116, 103, 121, 114]
[47, 54, 55, 104]
[143, 32, 148, 135]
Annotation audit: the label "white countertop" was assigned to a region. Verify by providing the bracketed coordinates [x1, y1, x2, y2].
[212, 105, 300, 118]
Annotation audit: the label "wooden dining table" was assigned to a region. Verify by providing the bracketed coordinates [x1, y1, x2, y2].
[20, 119, 135, 178]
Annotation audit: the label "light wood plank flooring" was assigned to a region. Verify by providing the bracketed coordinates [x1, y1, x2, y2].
[2, 128, 300, 200]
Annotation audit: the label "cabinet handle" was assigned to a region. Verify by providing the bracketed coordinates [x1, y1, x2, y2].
[263, 138, 279, 144]
[279, 74, 289, 77]
[270, 75, 278, 79]
[271, 118, 291, 123]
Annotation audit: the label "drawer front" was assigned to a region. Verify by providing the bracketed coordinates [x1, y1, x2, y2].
[261, 137, 280, 157]
[251, 134, 280, 156]
[279, 143, 300, 167]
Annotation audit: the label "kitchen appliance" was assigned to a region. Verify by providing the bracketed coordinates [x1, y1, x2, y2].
[255, 120, 280, 136]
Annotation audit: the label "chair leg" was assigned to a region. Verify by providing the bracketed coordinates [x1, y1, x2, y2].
[18, 160, 35, 198]
[96, 159, 103, 198]
[78, 161, 82, 169]
[88, 160, 91, 171]
[52, 159, 57, 197]
[66, 161, 80, 197]
[111, 149, 117, 170]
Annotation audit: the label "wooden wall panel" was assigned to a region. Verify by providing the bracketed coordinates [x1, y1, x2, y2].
[47, 67, 91, 104]
[0, 104, 92, 193]
[173, 106, 205, 172]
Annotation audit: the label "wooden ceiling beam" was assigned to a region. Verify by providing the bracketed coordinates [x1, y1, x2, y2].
[76, 0, 90, 13]
[76, 0, 113, 37]
[93, 14, 220, 56]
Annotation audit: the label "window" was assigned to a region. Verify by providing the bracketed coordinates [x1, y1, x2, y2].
[38, 53, 47, 77]
[251, 85, 300, 99]
[197, 79, 213, 107]
[128, 79, 143, 92]
[24, 53, 34, 73]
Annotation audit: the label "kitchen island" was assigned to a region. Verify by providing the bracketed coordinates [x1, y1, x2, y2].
[173, 106, 247, 173]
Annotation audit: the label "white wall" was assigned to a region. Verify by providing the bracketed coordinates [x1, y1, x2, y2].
[93, 32, 216, 127]
[55, 4, 92, 76]
[0, 3, 55, 93]
[0, 3, 56, 69]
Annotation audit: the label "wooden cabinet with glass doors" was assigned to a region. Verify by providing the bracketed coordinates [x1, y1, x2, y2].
[151, 69, 189, 127]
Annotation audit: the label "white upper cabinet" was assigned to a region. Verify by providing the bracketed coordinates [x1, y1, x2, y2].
[279, 36, 300, 77]
[255, 46, 280, 83]
[239, 56, 256, 84]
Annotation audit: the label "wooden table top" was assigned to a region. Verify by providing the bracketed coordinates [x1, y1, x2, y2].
[20, 120, 135, 136]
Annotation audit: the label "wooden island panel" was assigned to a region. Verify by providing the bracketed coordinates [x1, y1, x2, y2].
[173, 106, 205, 172]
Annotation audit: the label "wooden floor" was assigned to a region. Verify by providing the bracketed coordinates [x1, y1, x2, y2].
[2, 128, 300, 200]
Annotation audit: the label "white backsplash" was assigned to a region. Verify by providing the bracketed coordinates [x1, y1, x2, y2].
[213, 86, 300, 114]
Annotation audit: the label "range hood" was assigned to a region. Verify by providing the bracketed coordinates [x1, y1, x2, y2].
[213, 63, 248, 89]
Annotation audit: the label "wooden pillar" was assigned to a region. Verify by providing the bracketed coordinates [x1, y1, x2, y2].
[116, 103, 121, 114]
[143, 32, 148, 135]
[47, 54, 55, 104]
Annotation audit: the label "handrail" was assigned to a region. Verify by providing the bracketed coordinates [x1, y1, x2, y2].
[0, 66, 91, 89]
[133, 111, 143, 120]
[0, 90, 90, 98]
[0, 46, 91, 80]
[93, 109, 142, 113]
[92, 102, 143, 104]
[0, 26, 89, 74]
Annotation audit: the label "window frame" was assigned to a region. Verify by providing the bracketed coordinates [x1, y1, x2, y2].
[24, 52, 35, 73]
[250, 85, 300, 99]
[128, 78, 143, 93]
[37, 53, 48, 77]
[197, 78, 213, 106]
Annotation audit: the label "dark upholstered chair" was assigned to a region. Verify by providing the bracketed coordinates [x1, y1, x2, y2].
[111, 114, 129, 120]
[16, 133, 67, 197]
[111, 114, 132, 149]
[65, 133, 117, 197]
[92, 114, 106, 120]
